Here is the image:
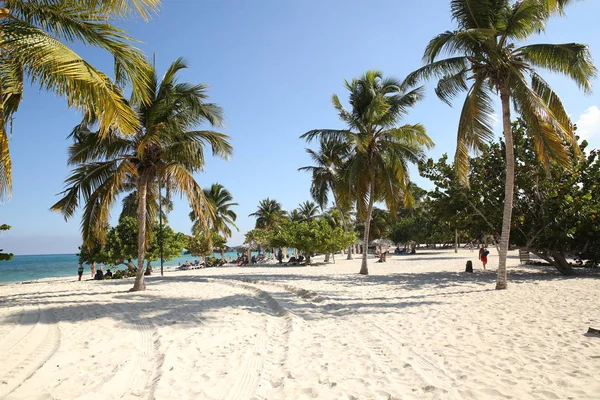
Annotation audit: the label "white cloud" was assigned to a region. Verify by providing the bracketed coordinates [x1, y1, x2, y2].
[576, 105, 600, 140]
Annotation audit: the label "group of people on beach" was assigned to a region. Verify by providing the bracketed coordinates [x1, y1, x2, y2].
[77, 263, 112, 281]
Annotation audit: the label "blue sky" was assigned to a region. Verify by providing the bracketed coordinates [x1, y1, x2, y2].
[2, 0, 600, 255]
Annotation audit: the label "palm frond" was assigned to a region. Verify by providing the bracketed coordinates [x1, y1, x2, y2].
[1, 19, 139, 136]
[518, 43, 597, 93]
[454, 78, 496, 184]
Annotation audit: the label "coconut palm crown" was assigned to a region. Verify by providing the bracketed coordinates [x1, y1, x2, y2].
[0, 0, 161, 200]
[404, 0, 596, 289]
[249, 198, 287, 230]
[190, 183, 238, 238]
[51, 57, 232, 291]
[301, 70, 434, 275]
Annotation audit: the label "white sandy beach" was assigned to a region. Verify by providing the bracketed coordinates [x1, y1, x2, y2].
[1, 249, 599, 400]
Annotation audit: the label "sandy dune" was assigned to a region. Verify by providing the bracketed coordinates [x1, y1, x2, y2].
[1, 249, 599, 399]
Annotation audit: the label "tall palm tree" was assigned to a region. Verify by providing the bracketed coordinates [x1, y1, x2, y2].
[404, 0, 596, 289]
[296, 201, 320, 222]
[302, 70, 434, 275]
[249, 198, 287, 230]
[51, 57, 232, 291]
[0, 0, 160, 199]
[299, 136, 355, 258]
[190, 183, 238, 238]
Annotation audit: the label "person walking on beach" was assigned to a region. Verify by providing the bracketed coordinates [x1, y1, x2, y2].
[479, 245, 489, 269]
[77, 263, 84, 281]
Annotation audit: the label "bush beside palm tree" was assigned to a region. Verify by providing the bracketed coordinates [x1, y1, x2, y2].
[302, 70, 433, 275]
[405, 0, 596, 289]
[51, 57, 232, 291]
[0, 0, 161, 199]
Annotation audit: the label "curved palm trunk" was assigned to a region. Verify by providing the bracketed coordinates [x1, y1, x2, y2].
[496, 89, 515, 290]
[131, 175, 149, 291]
[359, 184, 375, 275]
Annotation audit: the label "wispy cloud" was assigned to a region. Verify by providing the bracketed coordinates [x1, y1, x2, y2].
[576, 106, 600, 140]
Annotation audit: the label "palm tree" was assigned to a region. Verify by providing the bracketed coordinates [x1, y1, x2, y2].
[302, 70, 434, 275]
[51, 57, 232, 291]
[190, 183, 238, 237]
[296, 201, 320, 222]
[249, 198, 287, 230]
[404, 0, 596, 289]
[299, 136, 355, 259]
[0, 0, 160, 199]
[288, 209, 304, 223]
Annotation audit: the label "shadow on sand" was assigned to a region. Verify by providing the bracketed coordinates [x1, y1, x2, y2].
[2, 264, 598, 329]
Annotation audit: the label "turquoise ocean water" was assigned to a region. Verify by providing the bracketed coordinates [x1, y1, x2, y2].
[0, 250, 291, 284]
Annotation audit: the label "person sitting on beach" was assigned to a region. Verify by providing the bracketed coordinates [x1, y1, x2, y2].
[286, 256, 297, 264]
[297, 255, 304, 264]
[105, 269, 113, 278]
[94, 269, 104, 280]
[251, 255, 257, 264]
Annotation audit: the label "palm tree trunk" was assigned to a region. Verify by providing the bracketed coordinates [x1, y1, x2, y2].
[131, 175, 149, 291]
[496, 88, 515, 290]
[360, 184, 375, 275]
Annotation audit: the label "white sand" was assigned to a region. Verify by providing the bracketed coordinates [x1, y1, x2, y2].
[1, 249, 599, 399]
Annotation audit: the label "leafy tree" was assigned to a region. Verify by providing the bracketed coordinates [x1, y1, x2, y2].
[190, 183, 238, 238]
[249, 198, 287, 230]
[302, 70, 433, 274]
[406, 0, 596, 289]
[0, 224, 14, 261]
[186, 231, 226, 259]
[422, 118, 600, 274]
[505, 121, 600, 273]
[51, 58, 232, 291]
[146, 225, 187, 269]
[0, 0, 160, 199]
[274, 219, 356, 264]
[244, 228, 274, 252]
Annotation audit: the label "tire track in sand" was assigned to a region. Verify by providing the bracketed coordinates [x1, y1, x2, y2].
[234, 279, 462, 399]
[87, 303, 163, 400]
[0, 307, 61, 399]
[210, 279, 294, 400]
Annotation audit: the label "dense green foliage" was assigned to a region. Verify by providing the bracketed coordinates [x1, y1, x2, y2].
[421, 119, 600, 274]
[273, 219, 356, 264]
[186, 231, 226, 258]
[244, 228, 273, 251]
[77, 217, 186, 270]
